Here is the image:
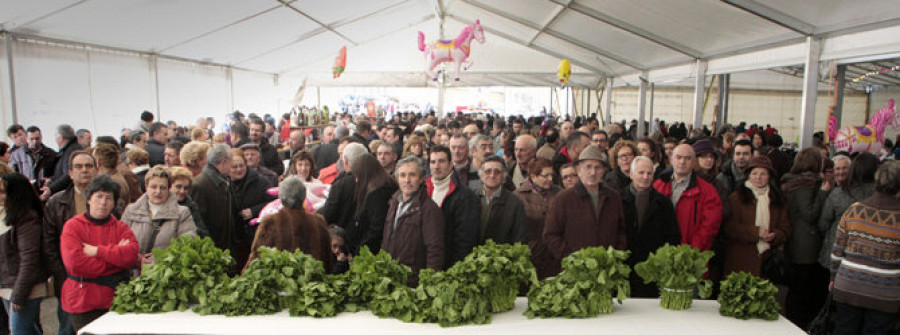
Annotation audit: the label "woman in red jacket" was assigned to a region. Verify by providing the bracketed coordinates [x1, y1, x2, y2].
[60, 175, 139, 330]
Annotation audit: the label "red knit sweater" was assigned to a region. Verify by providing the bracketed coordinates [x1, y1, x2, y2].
[60, 214, 138, 313]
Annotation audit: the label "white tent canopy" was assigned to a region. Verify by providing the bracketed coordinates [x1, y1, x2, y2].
[2, 0, 900, 145]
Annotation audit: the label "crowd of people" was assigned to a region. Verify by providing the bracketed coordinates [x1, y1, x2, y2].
[0, 108, 897, 335]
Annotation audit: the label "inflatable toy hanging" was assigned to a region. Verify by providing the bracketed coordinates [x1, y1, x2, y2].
[558, 59, 571, 85]
[333, 46, 347, 79]
[830, 99, 899, 155]
[417, 20, 485, 81]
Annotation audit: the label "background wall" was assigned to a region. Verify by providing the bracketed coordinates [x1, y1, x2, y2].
[605, 87, 869, 143]
[0, 37, 278, 150]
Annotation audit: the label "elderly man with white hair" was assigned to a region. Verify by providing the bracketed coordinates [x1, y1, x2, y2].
[318, 142, 369, 234]
[509, 134, 537, 190]
[621, 155, 680, 297]
[190, 144, 238, 255]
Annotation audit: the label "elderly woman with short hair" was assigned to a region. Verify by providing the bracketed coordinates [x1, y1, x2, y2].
[244, 176, 333, 273]
[121, 166, 197, 264]
[168, 166, 209, 238]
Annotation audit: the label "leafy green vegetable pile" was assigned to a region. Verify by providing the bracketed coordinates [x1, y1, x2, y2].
[717, 272, 780, 320]
[525, 246, 631, 318]
[370, 241, 537, 327]
[114, 239, 535, 327]
[341, 246, 411, 309]
[634, 244, 713, 310]
[111, 236, 233, 313]
[194, 247, 327, 316]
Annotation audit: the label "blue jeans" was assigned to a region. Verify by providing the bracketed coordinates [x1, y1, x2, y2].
[56, 303, 73, 335]
[1, 298, 43, 335]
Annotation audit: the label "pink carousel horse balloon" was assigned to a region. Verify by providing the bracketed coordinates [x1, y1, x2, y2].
[830, 99, 900, 155]
[417, 20, 485, 81]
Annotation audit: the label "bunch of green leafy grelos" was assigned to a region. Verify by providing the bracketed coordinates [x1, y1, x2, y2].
[289, 275, 347, 317]
[634, 244, 714, 310]
[342, 246, 412, 308]
[451, 241, 537, 312]
[718, 272, 780, 320]
[111, 236, 233, 313]
[370, 241, 535, 327]
[525, 246, 631, 318]
[194, 247, 326, 316]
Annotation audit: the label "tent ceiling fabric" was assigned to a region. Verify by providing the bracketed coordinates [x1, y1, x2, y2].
[2, 0, 900, 88]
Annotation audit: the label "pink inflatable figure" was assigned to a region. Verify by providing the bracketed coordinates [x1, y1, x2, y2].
[831, 99, 899, 156]
[417, 20, 485, 81]
[250, 182, 331, 226]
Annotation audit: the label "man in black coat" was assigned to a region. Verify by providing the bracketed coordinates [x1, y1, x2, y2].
[313, 125, 342, 173]
[425, 146, 481, 269]
[190, 144, 238, 256]
[621, 156, 681, 298]
[317, 142, 368, 236]
[249, 119, 284, 176]
[145, 122, 168, 167]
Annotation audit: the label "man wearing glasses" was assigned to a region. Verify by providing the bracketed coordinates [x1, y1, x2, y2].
[591, 130, 609, 152]
[475, 156, 526, 245]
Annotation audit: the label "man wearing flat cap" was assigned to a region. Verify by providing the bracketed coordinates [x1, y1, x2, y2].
[543, 145, 627, 263]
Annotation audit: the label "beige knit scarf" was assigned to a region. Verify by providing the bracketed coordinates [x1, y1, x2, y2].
[744, 180, 770, 254]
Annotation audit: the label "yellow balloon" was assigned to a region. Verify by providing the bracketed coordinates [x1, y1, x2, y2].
[558, 59, 572, 85]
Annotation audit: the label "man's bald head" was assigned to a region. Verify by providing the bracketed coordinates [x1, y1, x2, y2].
[514, 134, 537, 167]
[516, 134, 537, 149]
[290, 130, 305, 152]
[672, 143, 695, 177]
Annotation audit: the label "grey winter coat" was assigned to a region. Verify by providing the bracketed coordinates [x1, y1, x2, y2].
[817, 183, 876, 268]
[121, 194, 197, 253]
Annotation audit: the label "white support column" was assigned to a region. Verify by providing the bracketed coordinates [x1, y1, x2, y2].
[226, 66, 234, 114]
[799, 36, 821, 149]
[691, 60, 707, 129]
[5, 34, 18, 125]
[150, 54, 160, 117]
[637, 71, 648, 139]
[604, 77, 613, 125]
[648, 83, 655, 133]
[437, 80, 445, 115]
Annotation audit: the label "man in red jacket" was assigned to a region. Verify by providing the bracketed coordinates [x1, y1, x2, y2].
[653, 144, 722, 251]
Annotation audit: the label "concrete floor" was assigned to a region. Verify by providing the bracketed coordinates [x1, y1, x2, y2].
[39, 298, 60, 335]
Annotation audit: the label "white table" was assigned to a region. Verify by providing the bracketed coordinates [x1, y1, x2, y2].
[80, 298, 805, 335]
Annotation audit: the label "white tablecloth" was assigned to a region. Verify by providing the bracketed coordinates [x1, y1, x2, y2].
[79, 298, 805, 335]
